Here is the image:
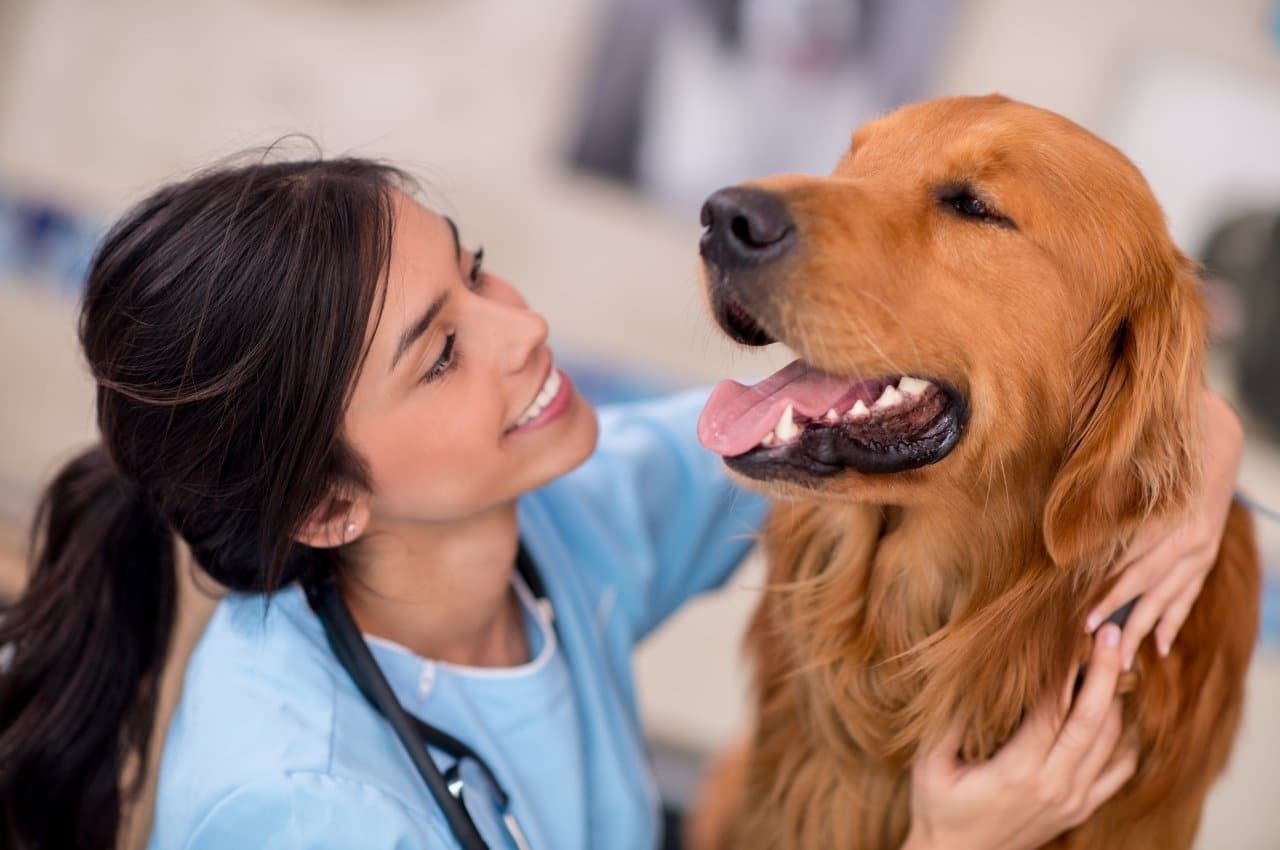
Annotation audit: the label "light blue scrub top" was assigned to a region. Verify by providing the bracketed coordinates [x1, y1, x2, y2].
[149, 390, 768, 849]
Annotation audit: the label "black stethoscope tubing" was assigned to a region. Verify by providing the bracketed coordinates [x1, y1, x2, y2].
[303, 545, 548, 850]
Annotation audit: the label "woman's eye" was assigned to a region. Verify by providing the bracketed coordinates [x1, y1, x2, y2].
[420, 332, 458, 384]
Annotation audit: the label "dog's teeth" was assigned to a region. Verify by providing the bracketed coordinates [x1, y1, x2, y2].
[774, 403, 799, 442]
[761, 432, 776, 447]
[874, 385, 903, 410]
[823, 408, 840, 423]
[848, 399, 870, 420]
[898, 376, 931, 396]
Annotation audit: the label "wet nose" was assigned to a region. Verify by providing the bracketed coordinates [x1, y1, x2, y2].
[699, 186, 795, 269]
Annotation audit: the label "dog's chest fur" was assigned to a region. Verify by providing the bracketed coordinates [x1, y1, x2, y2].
[738, 497, 1079, 849]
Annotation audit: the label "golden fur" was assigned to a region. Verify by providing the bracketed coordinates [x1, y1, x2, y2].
[691, 95, 1260, 850]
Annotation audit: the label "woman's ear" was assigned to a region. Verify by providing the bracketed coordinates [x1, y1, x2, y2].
[1043, 251, 1206, 567]
[294, 489, 370, 549]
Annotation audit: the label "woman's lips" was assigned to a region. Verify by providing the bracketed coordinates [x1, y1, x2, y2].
[508, 367, 573, 435]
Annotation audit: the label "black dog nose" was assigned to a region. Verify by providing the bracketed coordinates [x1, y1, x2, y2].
[700, 186, 795, 268]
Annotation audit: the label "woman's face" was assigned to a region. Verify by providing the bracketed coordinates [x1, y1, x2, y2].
[342, 193, 598, 528]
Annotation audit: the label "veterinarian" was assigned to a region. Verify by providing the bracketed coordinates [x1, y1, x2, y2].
[0, 159, 1243, 850]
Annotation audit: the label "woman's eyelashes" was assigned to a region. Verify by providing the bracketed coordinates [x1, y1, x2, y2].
[419, 332, 460, 385]
[419, 247, 484, 385]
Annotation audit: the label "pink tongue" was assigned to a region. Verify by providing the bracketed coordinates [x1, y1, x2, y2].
[698, 360, 862, 457]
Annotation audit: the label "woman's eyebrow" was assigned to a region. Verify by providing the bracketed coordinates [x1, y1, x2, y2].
[389, 291, 449, 373]
[387, 217, 464, 373]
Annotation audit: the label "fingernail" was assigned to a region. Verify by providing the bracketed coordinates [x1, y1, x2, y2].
[1085, 611, 1102, 633]
[1100, 624, 1121, 647]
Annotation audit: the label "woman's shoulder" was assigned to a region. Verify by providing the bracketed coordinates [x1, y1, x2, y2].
[152, 589, 440, 846]
[172, 589, 341, 764]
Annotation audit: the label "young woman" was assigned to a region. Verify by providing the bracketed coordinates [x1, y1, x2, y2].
[0, 159, 1242, 850]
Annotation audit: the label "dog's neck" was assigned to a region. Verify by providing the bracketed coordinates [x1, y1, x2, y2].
[872, 476, 1055, 647]
[762, 460, 1100, 765]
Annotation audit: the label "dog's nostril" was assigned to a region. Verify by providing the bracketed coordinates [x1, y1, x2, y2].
[701, 186, 795, 266]
[730, 213, 788, 249]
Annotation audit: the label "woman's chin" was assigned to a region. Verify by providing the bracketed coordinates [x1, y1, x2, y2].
[515, 393, 599, 486]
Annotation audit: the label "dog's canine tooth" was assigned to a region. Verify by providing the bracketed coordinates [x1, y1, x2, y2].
[761, 432, 776, 447]
[898, 376, 931, 396]
[874, 385, 904, 410]
[848, 399, 870, 419]
[774, 404, 799, 442]
[823, 408, 841, 423]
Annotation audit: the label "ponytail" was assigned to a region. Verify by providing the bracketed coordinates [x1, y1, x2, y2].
[0, 445, 177, 850]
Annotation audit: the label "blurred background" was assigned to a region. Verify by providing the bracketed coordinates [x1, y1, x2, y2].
[1, 0, 1278, 847]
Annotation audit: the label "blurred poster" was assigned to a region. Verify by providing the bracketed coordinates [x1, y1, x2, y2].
[569, 0, 958, 211]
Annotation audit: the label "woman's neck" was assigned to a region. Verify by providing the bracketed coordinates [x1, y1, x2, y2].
[341, 502, 529, 667]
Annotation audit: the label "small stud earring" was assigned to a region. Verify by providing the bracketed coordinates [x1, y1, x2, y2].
[344, 521, 357, 538]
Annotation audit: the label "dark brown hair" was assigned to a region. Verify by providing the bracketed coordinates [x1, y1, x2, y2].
[0, 157, 408, 849]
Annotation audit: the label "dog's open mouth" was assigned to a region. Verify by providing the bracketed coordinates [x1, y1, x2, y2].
[697, 359, 966, 479]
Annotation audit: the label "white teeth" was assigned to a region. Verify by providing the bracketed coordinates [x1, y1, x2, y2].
[516, 369, 561, 426]
[873, 385, 904, 410]
[773, 404, 799, 443]
[897, 376, 932, 396]
[761, 432, 777, 447]
[823, 408, 840, 423]
[538, 371, 561, 405]
[848, 399, 870, 420]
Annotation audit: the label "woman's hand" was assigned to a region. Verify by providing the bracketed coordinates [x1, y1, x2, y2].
[902, 624, 1136, 850]
[1085, 388, 1243, 669]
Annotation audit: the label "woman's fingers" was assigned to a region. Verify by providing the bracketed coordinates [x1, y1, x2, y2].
[1047, 625, 1124, 775]
[1071, 747, 1139, 828]
[1069, 692, 1125, 792]
[1085, 531, 1177, 633]
[990, 681, 1064, 781]
[1154, 573, 1207, 657]
[1108, 518, 1169, 579]
[1116, 559, 1198, 669]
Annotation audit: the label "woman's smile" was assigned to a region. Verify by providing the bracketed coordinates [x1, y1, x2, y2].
[508, 365, 574, 435]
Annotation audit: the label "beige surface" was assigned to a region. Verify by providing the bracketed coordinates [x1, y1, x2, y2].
[2, 1, 1279, 847]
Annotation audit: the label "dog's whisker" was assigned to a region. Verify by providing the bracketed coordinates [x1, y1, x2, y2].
[848, 288, 927, 377]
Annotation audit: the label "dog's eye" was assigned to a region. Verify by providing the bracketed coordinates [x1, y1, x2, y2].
[953, 194, 990, 218]
[938, 186, 1014, 228]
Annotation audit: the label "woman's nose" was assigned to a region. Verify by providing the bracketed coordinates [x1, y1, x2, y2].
[469, 273, 549, 371]
[510, 309, 549, 372]
[487, 299, 548, 374]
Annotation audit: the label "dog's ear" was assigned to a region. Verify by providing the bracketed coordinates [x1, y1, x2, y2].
[1043, 249, 1206, 567]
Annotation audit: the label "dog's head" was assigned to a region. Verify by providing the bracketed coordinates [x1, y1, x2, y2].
[697, 95, 1204, 565]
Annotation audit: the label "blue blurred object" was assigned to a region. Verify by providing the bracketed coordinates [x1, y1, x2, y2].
[1264, 573, 1280, 646]
[0, 180, 100, 295]
[560, 351, 679, 408]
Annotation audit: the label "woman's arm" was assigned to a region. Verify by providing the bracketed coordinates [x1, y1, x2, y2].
[545, 390, 768, 642]
[1085, 387, 1244, 668]
[902, 624, 1134, 850]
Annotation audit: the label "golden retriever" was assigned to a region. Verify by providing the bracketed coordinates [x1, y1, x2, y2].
[690, 95, 1260, 850]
